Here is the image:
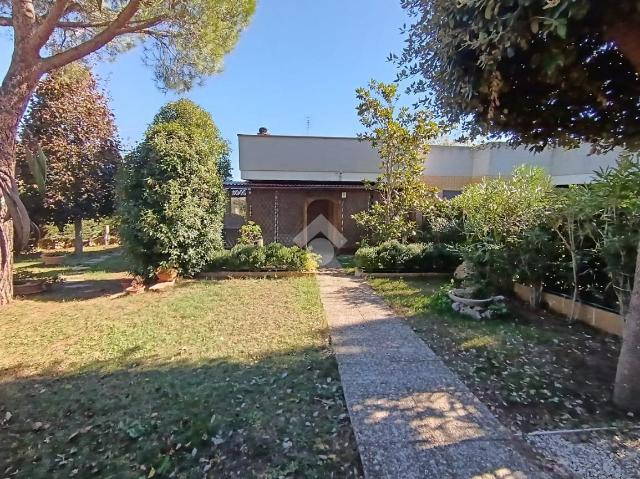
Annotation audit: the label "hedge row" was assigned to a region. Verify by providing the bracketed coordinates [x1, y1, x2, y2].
[354, 241, 460, 273]
[208, 243, 320, 272]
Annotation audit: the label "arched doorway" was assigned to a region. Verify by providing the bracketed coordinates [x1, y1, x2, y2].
[306, 199, 335, 230]
[305, 199, 340, 266]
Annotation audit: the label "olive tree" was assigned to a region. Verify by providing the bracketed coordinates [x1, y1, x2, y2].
[0, 0, 255, 303]
[398, 0, 640, 410]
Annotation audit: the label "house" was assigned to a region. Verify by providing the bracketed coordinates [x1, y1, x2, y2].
[224, 133, 621, 251]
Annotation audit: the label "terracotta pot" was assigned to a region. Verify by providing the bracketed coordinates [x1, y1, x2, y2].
[41, 254, 66, 266]
[156, 268, 178, 283]
[125, 285, 145, 295]
[14, 280, 47, 296]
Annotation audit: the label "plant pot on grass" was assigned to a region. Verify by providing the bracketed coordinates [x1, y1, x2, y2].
[14, 279, 48, 296]
[124, 276, 145, 295]
[156, 266, 178, 283]
[41, 252, 67, 266]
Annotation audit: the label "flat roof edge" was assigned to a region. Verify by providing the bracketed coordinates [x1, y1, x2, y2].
[238, 133, 363, 140]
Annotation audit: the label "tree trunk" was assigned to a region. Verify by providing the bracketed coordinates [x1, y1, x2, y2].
[74, 218, 84, 255]
[613, 243, 640, 411]
[605, 24, 640, 411]
[0, 215, 13, 305]
[0, 58, 41, 305]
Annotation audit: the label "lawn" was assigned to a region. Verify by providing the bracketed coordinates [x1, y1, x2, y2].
[2, 250, 361, 478]
[368, 277, 634, 433]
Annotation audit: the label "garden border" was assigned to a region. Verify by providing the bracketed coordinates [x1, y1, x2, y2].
[514, 283, 623, 336]
[354, 270, 451, 279]
[198, 271, 316, 280]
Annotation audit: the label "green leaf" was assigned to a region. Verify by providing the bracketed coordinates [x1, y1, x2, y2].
[556, 19, 567, 39]
[484, 2, 493, 20]
[530, 18, 539, 34]
[1, 178, 31, 253]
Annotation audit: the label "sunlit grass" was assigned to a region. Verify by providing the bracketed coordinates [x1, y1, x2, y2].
[2, 264, 361, 477]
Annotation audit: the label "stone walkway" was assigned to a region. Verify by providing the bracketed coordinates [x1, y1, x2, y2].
[316, 272, 550, 479]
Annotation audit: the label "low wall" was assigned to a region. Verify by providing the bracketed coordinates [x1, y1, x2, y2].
[355, 270, 451, 279]
[514, 283, 623, 337]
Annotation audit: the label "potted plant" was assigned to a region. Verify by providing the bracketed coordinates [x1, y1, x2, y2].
[41, 251, 67, 266]
[156, 264, 179, 283]
[125, 276, 145, 295]
[238, 221, 263, 247]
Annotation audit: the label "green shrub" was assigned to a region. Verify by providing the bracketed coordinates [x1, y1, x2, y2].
[117, 100, 227, 279]
[354, 241, 460, 273]
[38, 218, 120, 248]
[425, 285, 454, 314]
[238, 221, 263, 245]
[208, 243, 319, 272]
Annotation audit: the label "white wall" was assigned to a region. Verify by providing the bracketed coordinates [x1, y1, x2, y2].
[238, 134, 622, 184]
[239, 134, 380, 182]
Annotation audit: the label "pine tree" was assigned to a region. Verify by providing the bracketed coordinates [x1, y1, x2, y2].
[17, 63, 121, 254]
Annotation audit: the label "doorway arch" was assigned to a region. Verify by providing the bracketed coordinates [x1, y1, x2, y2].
[304, 198, 340, 265]
[306, 199, 336, 231]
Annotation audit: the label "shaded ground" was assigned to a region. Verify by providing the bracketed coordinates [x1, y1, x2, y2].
[368, 277, 633, 432]
[3, 256, 361, 478]
[368, 277, 640, 477]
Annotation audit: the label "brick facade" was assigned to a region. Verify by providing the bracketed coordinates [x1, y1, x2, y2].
[246, 184, 372, 251]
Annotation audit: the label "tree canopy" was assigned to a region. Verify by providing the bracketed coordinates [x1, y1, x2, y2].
[17, 63, 121, 250]
[397, 1, 640, 151]
[0, 0, 255, 303]
[153, 99, 232, 180]
[397, 0, 640, 411]
[0, 0, 256, 91]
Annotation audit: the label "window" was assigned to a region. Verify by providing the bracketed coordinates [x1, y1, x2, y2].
[442, 190, 461, 200]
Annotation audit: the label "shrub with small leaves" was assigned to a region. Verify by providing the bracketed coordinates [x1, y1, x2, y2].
[354, 240, 460, 273]
[117, 100, 227, 279]
[208, 243, 319, 272]
[426, 285, 454, 314]
[238, 221, 263, 245]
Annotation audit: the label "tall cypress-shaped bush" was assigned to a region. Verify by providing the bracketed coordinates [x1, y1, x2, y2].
[118, 99, 226, 279]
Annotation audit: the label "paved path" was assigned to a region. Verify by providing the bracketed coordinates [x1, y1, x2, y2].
[316, 272, 549, 479]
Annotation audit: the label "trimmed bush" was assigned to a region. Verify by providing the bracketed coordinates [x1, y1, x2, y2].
[208, 243, 319, 272]
[354, 241, 460, 273]
[117, 100, 228, 279]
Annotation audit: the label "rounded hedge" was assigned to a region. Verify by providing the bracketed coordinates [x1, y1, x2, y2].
[354, 240, 460, 273]
[117, 100, 227, 279]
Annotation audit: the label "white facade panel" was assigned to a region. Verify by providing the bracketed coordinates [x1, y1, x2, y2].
[424, 145, 475, 177]
[238, 134, 622, 184]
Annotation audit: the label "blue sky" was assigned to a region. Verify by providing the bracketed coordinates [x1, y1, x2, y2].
[0, 1, 414, 178]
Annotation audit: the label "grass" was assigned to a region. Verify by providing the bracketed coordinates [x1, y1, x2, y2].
[369, 277, 631, 432]
[14, 245, 126, 280]
[2, 250, 361, 478]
